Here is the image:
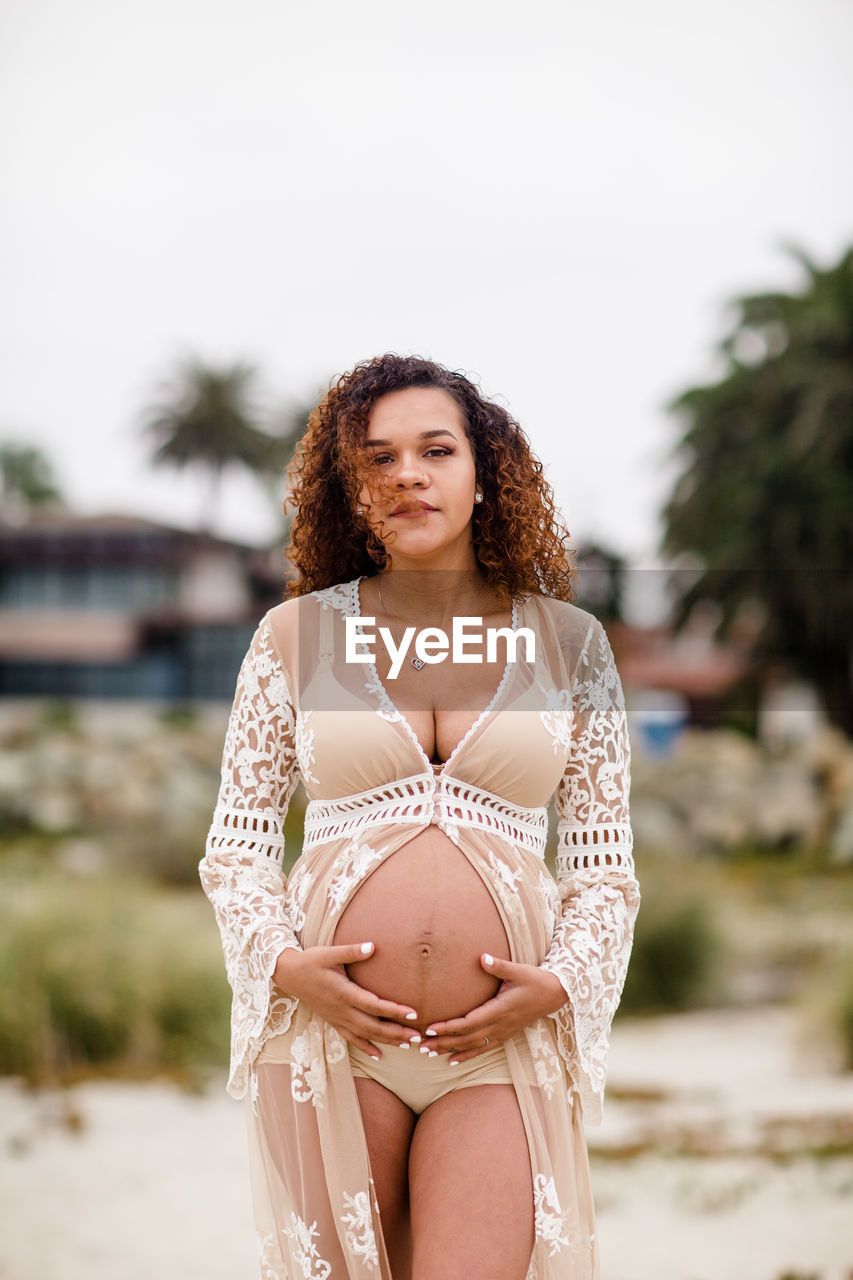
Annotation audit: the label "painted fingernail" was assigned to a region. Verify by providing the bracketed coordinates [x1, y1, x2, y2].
[409, 1035, 422, 1044]
[419, 1045, 431, 1054]
[405, 1012, 418, 1020]
[425, 1029, 438, 1037]
[371, 1053, 381, 1061]
[398, 1042, 410, 1050]
[360, 942, 373, 955]
[483, 953, 494, 965]
[428, 1050, 438, 1058]
[449, 1058, 460, 1066]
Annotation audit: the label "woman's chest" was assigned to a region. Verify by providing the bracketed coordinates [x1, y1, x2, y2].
[294, 657, 572, 810]
[401, 706, 480, 764]
[372, 650, 511, 764]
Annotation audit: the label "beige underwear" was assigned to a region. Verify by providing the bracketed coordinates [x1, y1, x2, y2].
[348, 1034, 538, 1115]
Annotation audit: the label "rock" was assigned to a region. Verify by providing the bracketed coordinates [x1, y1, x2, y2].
[56, 837, 107, 876]
[29, 788, 82, 832]
[1, 702, 850, 862]
[829, 797, 853, 864]
[0, 750, 29, 795]
[630, 797, 694, 858]
[752, 761, 823, 848]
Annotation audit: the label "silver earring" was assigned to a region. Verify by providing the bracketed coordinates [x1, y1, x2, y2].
[474, 490, 483, 503]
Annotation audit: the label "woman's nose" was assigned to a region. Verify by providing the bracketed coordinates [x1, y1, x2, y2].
[393, 455, 427, 486]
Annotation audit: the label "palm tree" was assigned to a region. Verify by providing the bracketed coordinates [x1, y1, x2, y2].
[0, 443, 63, 516]
[660, 244, 853, 733]
[141, 356, 305, 534]
[574, 541, 626, 622]
[252, 401, 313, 520]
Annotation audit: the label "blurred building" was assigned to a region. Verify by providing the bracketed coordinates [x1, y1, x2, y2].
[577, 558, 825, 748]
[0, 512, 289, 698]
[607, 611, 752, 754]
[1, 513, 818, 736]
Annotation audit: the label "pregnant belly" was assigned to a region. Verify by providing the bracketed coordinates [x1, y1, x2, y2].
[332, 826, 510, 1031]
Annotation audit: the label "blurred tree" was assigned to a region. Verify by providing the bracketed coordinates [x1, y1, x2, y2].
[253, 401, 313, 533]
[0, 443, 64, 516]
[661, 244, 853, 733]
[141, 356, 306, 534]
[573, 541, 626, 621]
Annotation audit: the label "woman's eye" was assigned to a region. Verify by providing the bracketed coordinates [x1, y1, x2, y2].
[371, 447, 452, 465]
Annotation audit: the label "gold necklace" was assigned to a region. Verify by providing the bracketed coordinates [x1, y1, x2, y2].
[376, 575, 488, 672]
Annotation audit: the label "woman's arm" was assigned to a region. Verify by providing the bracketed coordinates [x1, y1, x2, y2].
[538, 615, 640, 1125]
[425, 616, 637, 1080]
[200, 613, 425, 1079]
[198, 616, 303, 1098]
[424, 616, 639, 1088]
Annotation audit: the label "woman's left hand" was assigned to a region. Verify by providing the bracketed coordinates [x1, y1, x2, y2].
[423, 955, 569, 1064]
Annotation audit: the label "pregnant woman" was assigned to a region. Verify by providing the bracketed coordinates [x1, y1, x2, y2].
[200, 353, 640, 1280]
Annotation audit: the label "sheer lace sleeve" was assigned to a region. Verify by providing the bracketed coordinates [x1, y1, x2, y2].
[199, 615, 302, 1099]
[540, 616, 641, 1126]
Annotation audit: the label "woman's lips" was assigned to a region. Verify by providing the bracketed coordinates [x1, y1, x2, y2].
[390, 504, 437, 518]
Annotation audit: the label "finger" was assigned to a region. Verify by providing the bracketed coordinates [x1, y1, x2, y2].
[346, 986, 420, 1026]
[424, 999, 502, 1044]
[353, 1015, 424, 1048]
[330, 945, 419, 1024]
[423, 1012, 487, 1038]
[480, 952, 525, 980]
[421, 1033, 476, 1056]
[341, 1031, 383, 1061]
[447, 1044, 497, 1066]
[421, 1027, 497, 1056]
[329, 940, 378, 965]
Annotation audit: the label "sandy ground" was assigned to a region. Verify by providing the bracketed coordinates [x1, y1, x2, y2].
[1, 1005, 851, 1280]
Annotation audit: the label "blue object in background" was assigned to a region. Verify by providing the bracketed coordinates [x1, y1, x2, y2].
[630, 690, 689, 758]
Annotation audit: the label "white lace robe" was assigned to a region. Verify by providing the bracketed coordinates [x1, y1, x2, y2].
[199, 580, 640, 1279]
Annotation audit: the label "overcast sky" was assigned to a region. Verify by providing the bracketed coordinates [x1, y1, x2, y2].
[2, 0, 852, 589]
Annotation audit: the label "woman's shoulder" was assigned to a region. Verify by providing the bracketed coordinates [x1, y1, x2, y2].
[520, 594, 614, 684]
[264, 596, 300, 643]
[264, 579, 360, 658]
[275, 577, 359, 611]
[523, 591, 604, 644]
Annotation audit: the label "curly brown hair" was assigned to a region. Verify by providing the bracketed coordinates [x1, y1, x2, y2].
[284, 353, 575, 600]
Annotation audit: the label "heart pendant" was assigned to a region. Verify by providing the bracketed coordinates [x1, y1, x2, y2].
[410, 655, 426, 671]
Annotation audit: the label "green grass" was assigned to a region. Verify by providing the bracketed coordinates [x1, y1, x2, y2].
[620, 892, 722, 1015]
[834, 961, 853, 1070]
[0, 864, 230, 1086]
[1, 840, 850, 1083]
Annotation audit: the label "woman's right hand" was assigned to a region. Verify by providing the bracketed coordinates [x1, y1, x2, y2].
[273, 942, 420, 1059]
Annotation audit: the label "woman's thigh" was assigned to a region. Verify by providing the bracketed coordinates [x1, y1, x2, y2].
[408, 1083, 533, 1280]
[354, 1076, 417, 1278]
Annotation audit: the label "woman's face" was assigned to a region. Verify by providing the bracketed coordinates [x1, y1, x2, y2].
[358, 386, 479, 565]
